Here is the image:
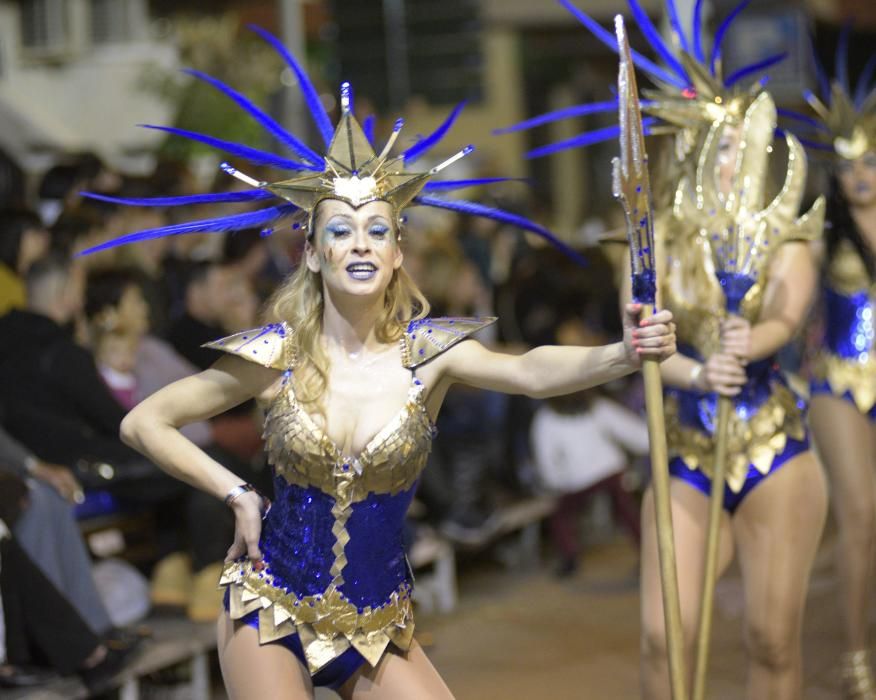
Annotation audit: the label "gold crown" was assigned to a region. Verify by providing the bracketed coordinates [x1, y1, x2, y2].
[223, 83, 471, 229]
[804, 82, 876, 160]
[644, 54, 767, 159]
[674, 92, 825, 259]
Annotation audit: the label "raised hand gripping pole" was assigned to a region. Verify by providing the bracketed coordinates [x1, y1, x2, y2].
[612, 17, 687, 700]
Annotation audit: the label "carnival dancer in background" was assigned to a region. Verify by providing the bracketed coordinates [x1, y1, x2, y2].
[498, 2, 826, 698]
[79, 27, 676, 698]
[791, 34, 876, 698]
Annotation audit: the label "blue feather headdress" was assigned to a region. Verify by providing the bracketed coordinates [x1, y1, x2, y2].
[496, 0, 785, 159]
[780, 25, 876, 160]
[81, 26, 584, 266]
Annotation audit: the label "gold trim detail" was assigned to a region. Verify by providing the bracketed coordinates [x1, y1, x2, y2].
[665, 382, 806, 493]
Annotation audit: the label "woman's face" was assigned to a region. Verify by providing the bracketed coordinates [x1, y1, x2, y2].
[837, 151, 876, 209]
[18, 226, 49, 274]
[716, 124, 741, 197]
[116, 284, 150, 336]
[306, 199, 402, 299]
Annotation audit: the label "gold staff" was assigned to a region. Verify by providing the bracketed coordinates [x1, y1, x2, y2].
[611, 16, 687, 700]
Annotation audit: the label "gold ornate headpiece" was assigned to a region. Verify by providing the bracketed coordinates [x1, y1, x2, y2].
[801, 83, 876, 160]
[674, 91, 825, 300]
[232, 83, 472, 227]
[497, 0, 786, 161]
[79, 26, 586, 265]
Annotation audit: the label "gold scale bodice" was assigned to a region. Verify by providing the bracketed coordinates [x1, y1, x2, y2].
[205, 317, 494, 673]
[659, 215, 809, 492]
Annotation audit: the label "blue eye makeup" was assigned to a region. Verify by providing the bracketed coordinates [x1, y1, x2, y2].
[370, 223, 390, 237]
[325, 221, 352, 237]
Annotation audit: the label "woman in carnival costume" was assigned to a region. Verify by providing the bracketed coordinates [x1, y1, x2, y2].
[792, 33, 876, 698]
[499, 2, 826, 697]
[81, 27, 676, 698]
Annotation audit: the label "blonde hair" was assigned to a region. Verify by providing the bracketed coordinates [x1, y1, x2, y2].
[262, 209, 429, 408]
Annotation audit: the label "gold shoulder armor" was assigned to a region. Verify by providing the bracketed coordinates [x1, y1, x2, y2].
[401, 317, 497, 369]
[202, 322, 293, 371]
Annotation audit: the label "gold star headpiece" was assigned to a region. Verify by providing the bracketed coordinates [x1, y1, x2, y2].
[497, 0, 786, 162]
[802, 83, 876, 160]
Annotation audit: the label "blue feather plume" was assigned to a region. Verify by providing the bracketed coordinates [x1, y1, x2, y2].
[494, 100, 620, 135]
[626, 0, 689, 83]
[710, 0, 750, 76]
[855, 54, 876, 108]
[183, 68, 322, 166]
[664, 0, 691, 54]
[692, 0, 706, 62]
[363, 114, 376, 145]
[247, 25, 334, 146]
[557, 0, 688, 89]
[526, 120, 656, 159]
[837, 23, 851, 93]
[78, 204, 299, 256]
[414, 195, 588, 267]
[139, 125, 320, 172]
[776, 108, 831, 133]
[402, 102, 467, 164]
[724, 52, 786, 87]
[807, 32, 831, 100]
[81, 190, 276, 207]
[791, 134, 837, 153]
[424, 177, 526, 192]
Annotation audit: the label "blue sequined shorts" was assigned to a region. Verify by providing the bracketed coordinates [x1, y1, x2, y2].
[223, 590, 367, 689]
[668, 436, 810, 514]
[810, 380, 876, 420]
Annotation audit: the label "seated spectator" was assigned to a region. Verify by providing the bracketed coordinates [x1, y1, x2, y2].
[166, 261, 229, 369]
[0, 418, 118, 640]
[530, 318, 648, 577]
[0, 208, 49, 316]
[84, 266, 269, 620]
[0, 486, 131, 692]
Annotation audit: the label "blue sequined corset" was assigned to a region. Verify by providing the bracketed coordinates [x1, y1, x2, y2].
[220, 376, 433, 673]
[823, 286, 875, 360]
[812, 241, 876, 412]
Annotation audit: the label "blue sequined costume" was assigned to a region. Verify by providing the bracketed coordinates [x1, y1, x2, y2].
[658, 215, 814, 514]
[208, 316, 494, 687]
[810, 240, 876, 418]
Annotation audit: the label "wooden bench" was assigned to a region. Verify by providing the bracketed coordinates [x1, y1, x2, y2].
[1, 617, 216, 700]
[407, 495, 558, 615]
[475, 495, 558, 570]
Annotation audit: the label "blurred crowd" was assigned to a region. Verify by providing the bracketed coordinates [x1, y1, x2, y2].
[0, 150, 650, 687]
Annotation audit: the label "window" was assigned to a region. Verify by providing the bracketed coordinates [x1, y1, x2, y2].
[91, 0, 132, 45]
[333, 0, 483, 110]
[20, 0, 71, 54]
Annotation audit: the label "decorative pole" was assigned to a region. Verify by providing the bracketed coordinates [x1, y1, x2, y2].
[612, 16, 687, 700]
[692, 205, 759, 700]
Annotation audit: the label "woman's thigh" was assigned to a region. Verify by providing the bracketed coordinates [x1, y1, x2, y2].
[732, 451, 827, 656]
[640, 478, 734, 651]
[217, 615, 315, 700]
[340, 640, 455, 700]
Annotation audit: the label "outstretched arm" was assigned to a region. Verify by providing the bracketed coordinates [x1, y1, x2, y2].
[429, 304, 675, 400]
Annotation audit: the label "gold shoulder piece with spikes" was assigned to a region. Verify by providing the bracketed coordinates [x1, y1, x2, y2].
[401, 317, 497, 369]
[202, 322, 294, 371]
